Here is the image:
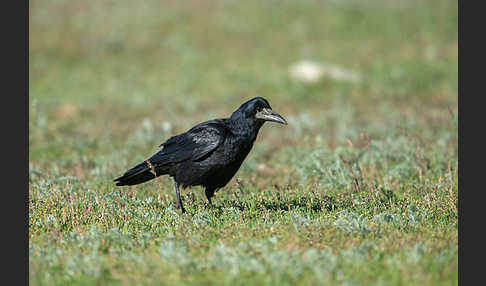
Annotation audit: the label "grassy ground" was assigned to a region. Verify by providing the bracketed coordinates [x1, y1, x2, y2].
[29, 0, 457, 285]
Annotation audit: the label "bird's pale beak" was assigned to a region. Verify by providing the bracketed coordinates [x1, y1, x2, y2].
[255, 108, 288, 125]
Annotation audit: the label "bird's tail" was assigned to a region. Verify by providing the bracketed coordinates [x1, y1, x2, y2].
[114, 160, 166, 186]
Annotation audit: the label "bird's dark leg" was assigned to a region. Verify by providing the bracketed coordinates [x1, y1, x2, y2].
[205, 188, 215, 210]
[174, 181, 186, 213]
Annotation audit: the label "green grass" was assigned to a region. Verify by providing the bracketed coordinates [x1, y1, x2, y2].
[30, 0, 457, 285]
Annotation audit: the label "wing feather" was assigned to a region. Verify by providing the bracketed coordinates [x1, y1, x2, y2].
[150, 120, 226, 165]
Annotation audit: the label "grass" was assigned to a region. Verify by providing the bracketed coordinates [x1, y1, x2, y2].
[29, 0, 457, 285]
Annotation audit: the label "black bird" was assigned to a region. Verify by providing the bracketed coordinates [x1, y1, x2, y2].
[114, 97, 287, 213]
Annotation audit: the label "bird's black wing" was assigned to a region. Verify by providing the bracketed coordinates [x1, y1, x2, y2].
[151, 120, 227, 164]
[114, 120, 227, 186]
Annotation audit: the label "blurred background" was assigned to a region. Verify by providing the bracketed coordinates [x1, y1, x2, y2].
[29, 0, 457, 167]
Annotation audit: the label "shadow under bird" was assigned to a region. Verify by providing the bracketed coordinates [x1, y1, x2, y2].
[114, 97, 287, 213]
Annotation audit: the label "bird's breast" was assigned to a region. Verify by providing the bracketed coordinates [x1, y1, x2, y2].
[174, 131, 257, 189]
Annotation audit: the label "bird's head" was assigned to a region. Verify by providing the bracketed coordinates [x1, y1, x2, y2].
[232, 97, 287, 125]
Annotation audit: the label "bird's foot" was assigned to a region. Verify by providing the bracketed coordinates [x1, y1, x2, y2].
[177, 204, 186, 213]
[172, 201, 186, 213]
